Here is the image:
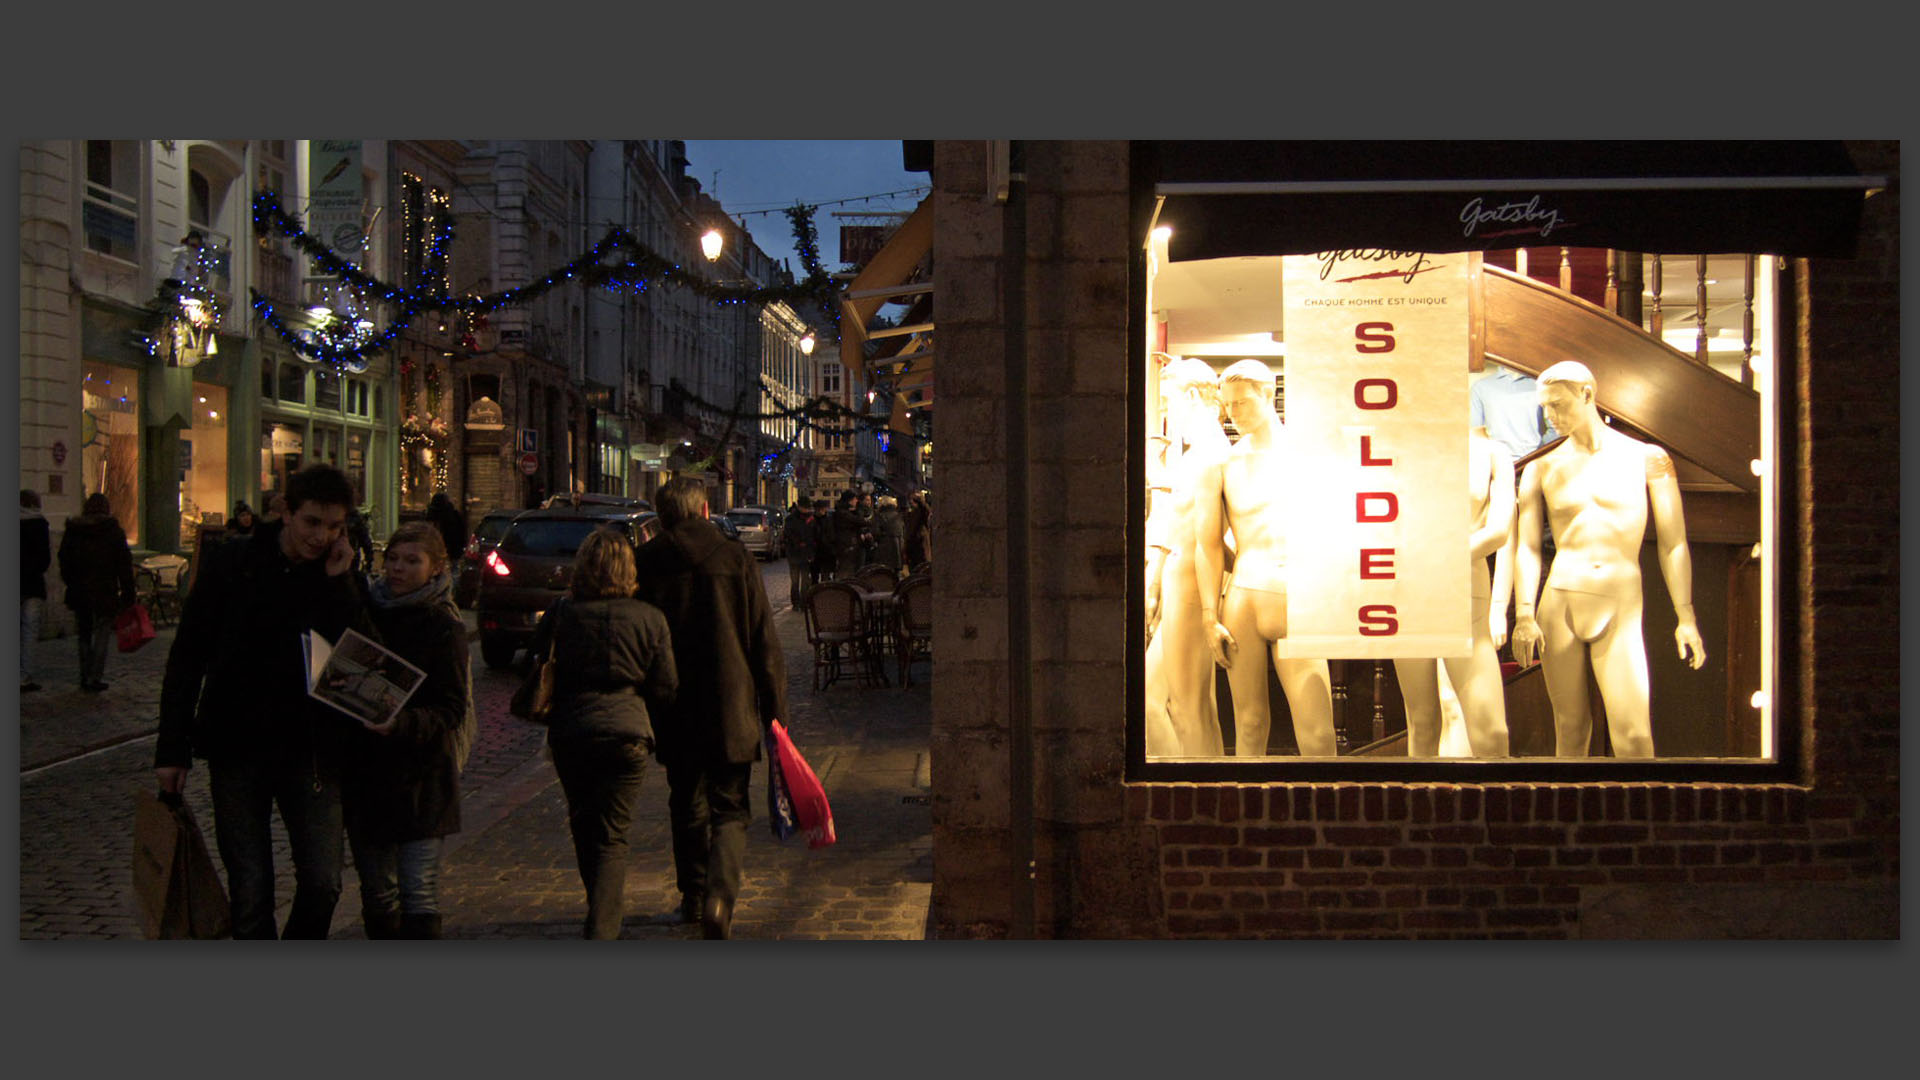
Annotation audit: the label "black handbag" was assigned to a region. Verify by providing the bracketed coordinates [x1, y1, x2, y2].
[509, 600, 563, 723]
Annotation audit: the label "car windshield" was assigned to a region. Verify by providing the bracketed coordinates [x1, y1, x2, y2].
[501, 519, 611, 556]
[725, 510, 765, 527]
[475, 515, 516, 543]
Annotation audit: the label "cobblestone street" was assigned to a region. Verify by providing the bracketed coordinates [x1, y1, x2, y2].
[17, 560, 932, 940]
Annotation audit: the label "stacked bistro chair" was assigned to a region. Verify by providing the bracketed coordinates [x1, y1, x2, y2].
[849, 564, 899, 594]
[893, 572, 932, 687]
[803, 579, 875, 690]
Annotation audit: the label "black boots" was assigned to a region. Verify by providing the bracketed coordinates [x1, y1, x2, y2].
[679, 892, 704, 925]
[401, 913, 444, 939]
[701, 894, 733, 940]
[365, 909, 443, 939]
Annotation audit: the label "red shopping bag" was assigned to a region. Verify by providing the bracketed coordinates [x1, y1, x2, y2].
[116, 604, 157, 653]
[769, 720, 836, 849]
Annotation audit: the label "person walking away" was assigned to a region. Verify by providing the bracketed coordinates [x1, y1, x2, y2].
[154, 464, 372, 939]
[57, 492, 136, 693]
[904, 491, 932, 570]
[873, 496, 905, 576]
[808, 498, 836, 582]
[855, 492, 878, 565]
[426, 492, 467, 573]
[632, 477, 787, 939]
[227, 501, 257, 535]
[342, 522, 474, 939]
[20, 490, 51, 693]
[783, 501, 817, 608]
[531, 527, 677, 939]
[827, 492, 865, 578]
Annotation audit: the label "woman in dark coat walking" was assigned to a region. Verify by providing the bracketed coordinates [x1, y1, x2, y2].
[532, 527, 678, 939]
[426, 492, 467, 570]
[903, 491, 932, 570]
[57, 493, 135, 693]
[873, 496, 906, 574]
[342, 522, 474, 939]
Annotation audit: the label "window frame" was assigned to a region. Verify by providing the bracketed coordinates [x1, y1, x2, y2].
[1121, 148, 1804, 786]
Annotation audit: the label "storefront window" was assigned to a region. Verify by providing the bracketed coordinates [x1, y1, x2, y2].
[1138, 179, 1788, 770]
[180, 383, 230, 545]
[262, 419, 303, 497]
[345, 429, 369, 507]
[81, 361, 141, 545]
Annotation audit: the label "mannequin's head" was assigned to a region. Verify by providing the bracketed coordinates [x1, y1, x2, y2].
[1162, 357, 1221, 429]
[1218, 359, 1277, 435]
[1537, 360, 1598, 435]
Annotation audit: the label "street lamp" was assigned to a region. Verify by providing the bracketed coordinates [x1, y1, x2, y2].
[799, 332, 816, 356]
[700, 228, 724, 262]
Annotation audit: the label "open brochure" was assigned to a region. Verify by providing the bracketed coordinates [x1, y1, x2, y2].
[303, 628, 426, 727]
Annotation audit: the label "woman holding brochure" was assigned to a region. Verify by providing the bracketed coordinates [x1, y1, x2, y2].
[341, 522, 475, 939]
[528, 527, 677, 939]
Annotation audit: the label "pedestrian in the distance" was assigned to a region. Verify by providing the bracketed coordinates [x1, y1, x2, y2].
[263, 492, 288, 524]
[808, 498, 836, 582]
[57, 492, 136, 693]
[633, 477, 787, 940]
[873, 495, 905, 576]
[155, 464, 372, 939]
[904, 490, 932, 571]
[227, 501, 257, 535]
[345, 506, 376, 575]
[532, 527, 677, 939]
[20, 490, 51, 694]
[783, 501, 817, 608]
[342, 522, 474, 940]
[855, 492, 877, 565]
[828, 492, 865, 577]
[427, 492, 467, 569]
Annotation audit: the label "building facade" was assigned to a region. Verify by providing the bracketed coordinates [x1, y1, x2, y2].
[925, 140, 1899, 938]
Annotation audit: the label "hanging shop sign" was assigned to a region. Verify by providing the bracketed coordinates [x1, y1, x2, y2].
[1279, 249, 1470, 659]
[305, 141, 365, 270]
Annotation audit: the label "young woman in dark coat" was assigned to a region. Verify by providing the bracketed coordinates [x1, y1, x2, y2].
[342, 522, 475, 939]
[531, 527, 677, 939]
[57, 492, 136, 692]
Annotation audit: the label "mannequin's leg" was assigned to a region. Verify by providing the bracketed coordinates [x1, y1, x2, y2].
[1394, 659, 1441, 757]
[1537, 589, 1595, 757]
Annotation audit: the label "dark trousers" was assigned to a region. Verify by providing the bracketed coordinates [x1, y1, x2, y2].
[550, 736, 649, 940]
[208, 750, 344, 939]
[664, 758, 753, 907]
[73, 608, 112, 686]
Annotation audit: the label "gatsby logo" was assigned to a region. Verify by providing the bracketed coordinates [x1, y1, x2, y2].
[1459, 194, 1573, 240]
[1316, 249, 1444, 284]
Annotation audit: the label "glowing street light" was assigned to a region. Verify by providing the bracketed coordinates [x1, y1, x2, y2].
[799, 332, 816, 356]
[700, 228, 724, 262]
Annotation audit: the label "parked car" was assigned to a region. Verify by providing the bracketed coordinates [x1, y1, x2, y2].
[453, 509, 523, 608]
[475, 505, 662, 670]
[541, 492, 652, 512]
[710, 514, 743, 541]
[722, 504, 785, 560]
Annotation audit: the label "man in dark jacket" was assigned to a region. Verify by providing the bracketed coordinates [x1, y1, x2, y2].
[632, 477, 788, 939]
[154, 464, 371, 939]
[807, 498, 835, 581]
[21, 490, 52, 693]
[782, 501, 817, 608]
[827, 492, 866, 576]
[426, 492, 467, 568]
[57, 492, 136, 693]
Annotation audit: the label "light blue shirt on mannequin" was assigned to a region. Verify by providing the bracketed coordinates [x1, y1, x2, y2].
[1470, 364, 1557, 462]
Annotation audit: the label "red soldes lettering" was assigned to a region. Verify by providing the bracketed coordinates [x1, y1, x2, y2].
[1358, 605, 1399, 636]
[1356, 493, 1399, 522]
[1354, 378, 1398, 410]
[1359, 435, 1392, 466]
[1359, 548, 1396, 579]
[1355, 322, 1396, 353]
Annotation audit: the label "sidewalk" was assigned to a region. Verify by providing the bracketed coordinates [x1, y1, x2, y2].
[17, 562, 932, 940]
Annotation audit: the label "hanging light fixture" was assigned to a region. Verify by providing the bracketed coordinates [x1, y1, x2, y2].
[701, 228, 724, 262]
[799, 332, 816, 356]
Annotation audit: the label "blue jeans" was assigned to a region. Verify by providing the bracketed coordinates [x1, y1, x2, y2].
[349, 833, 443, 917]
[72, 608, 111, 686]
[208, 750, 345, 939]
[550, 735, 649, 940]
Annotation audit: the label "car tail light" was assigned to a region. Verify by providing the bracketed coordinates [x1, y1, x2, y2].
[486, 549, 511, 578]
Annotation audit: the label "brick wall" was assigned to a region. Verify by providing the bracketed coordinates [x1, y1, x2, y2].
[927, 140, 1899, 939]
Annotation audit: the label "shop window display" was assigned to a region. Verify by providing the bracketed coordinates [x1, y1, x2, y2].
[81, 362, 141, 545]
[1140, 247, 1771, 765]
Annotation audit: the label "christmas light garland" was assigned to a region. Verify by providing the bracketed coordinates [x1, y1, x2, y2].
[249, 192, 839, 368]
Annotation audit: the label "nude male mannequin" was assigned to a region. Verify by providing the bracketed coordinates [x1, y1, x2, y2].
[1510, 360, 1706, 758]
[1194, 359, 1336, 757]
[1393, 427, 1514, 757]
[1142, 358, 1226, 756]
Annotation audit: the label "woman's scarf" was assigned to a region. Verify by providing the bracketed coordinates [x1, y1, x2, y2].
[368, 570, 477, 771]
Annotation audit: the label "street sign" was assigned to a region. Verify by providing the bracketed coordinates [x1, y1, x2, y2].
[518, 452, 538, 476]
[519, 428, 537, 453]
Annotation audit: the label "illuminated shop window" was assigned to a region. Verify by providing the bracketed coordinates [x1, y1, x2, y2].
[1124, 141, 1858, 773]
[81, 362, 141, 545]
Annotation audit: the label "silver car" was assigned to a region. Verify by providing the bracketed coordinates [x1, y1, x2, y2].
[723, 505, 785, 560]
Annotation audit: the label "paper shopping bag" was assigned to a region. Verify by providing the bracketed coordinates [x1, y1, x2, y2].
[116, 603, 156, 653]
[131, 789, 231, 939]
[765, 728, 799, 841]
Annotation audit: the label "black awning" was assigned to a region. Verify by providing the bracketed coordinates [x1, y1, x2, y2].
[1148, 141, 1874, 260]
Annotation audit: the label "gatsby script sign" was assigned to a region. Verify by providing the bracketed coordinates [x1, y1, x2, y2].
[1279, 250, 1470, 659]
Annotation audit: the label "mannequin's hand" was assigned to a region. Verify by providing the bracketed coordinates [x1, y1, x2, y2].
[1206, 621, 1237, 669]
[1675, 621, 1707, 670]
[1510, 614, 1542, 666]
[1489, 605, 1509, 650]
[1144, 590, 1161, 640]
[324, 535, 355, 577]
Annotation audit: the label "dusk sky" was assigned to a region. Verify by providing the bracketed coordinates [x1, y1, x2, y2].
[680, 140, 929, 280]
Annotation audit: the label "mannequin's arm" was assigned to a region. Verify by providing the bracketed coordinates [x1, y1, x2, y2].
[1647, 446, 1705, 669]
[1469, 444, 1516, 560]
[1509, 460, 1546, 665]
[1191, 462, 1235, 668]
